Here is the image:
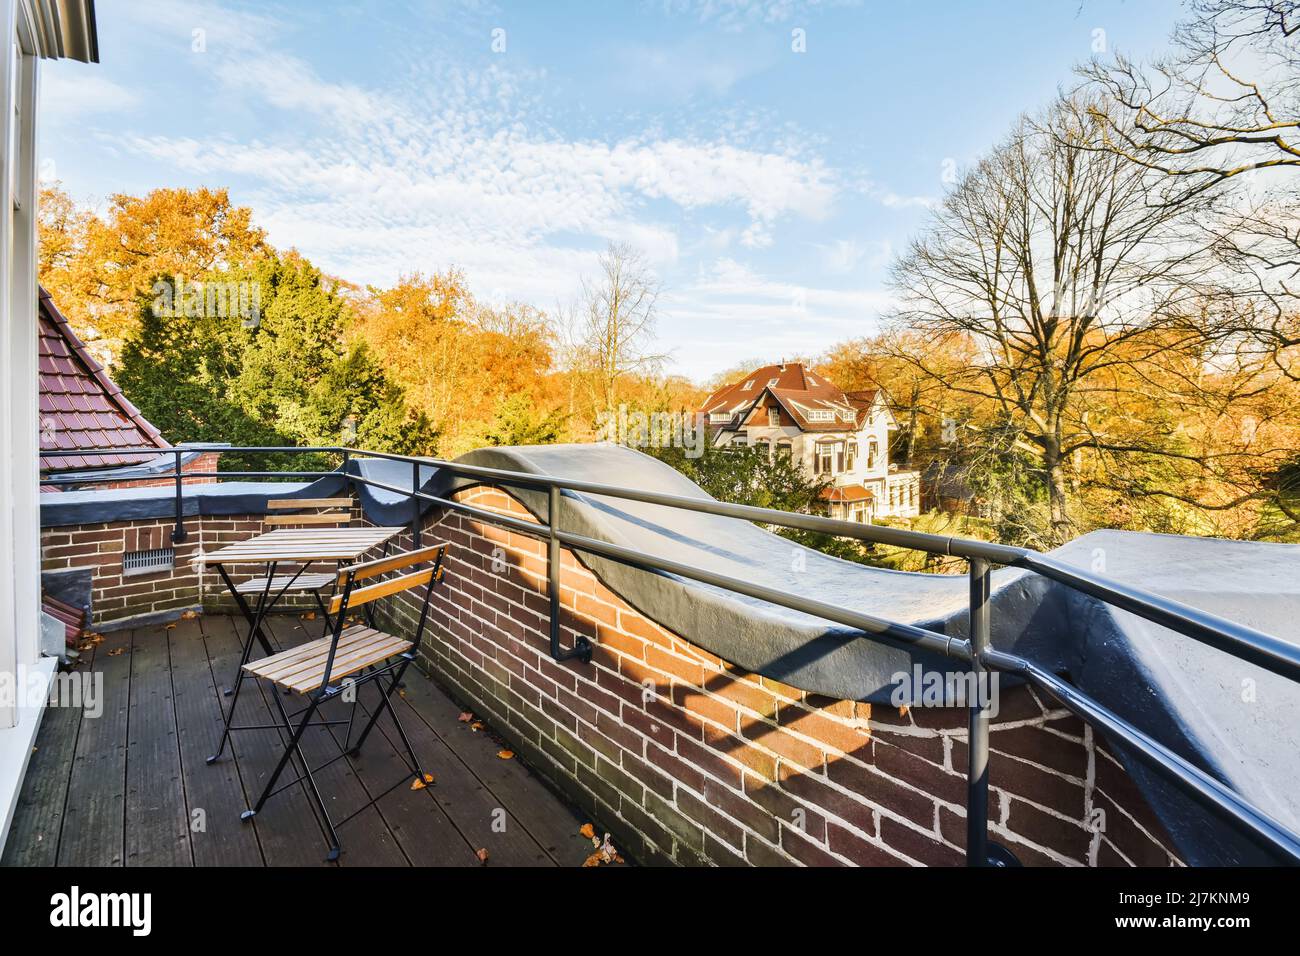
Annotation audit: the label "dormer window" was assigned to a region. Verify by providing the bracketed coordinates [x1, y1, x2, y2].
[768, 407, 780, 427]
[766, 378, 778, 386]
[709, 411, 731, 423]
[741, 380, 755, 391]
[807, 409, 834, 422]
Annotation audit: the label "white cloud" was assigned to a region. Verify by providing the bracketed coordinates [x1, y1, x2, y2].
[40, 67, 139, 118]
[120, 48, 837, 307]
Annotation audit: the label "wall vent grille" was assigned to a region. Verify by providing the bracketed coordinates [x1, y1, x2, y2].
[123, 547, 175, 577]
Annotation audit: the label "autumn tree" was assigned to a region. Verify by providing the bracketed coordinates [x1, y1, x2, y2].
[564, 243, 667, 422]
[355, 271, 562, 455]
[1083, 0, 1300, 535]
[39, 184, 268, 363]
[889, 95, 1221, 544]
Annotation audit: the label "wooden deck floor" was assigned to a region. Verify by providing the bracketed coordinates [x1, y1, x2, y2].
[2, 614, 595, 867]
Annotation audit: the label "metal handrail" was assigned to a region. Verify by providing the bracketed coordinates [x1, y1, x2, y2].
[39, 443, 1300, 865]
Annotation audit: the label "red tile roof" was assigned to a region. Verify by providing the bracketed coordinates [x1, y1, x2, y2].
[39, 287, 169, 472]
[700, 362, 879, 433]
[820, 485, 873, 503]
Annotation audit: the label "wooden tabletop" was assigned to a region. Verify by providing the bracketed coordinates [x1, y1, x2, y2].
[200, 526, 408, 564]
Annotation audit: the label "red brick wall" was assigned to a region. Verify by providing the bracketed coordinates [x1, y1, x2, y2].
[40, 508, 323, 626]
[379, 485, 1182, 868]
[39, 483, 1183, 867]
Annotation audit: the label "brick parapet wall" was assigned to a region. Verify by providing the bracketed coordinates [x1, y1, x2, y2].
[40, 508, 325, 625]
[376, 484, 1182, 868]
[38, 482, 1183, 867]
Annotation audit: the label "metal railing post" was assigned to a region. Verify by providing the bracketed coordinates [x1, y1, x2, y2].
[410, 460, 421, 547]
[547, 482, 591, 664]
[548, 483, 562, 660]
[966, 556, 991, 866]
[171, 449, 187, 543]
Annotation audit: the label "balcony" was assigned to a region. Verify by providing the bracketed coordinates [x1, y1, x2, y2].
[12, 442, 1300, 869]
[3, 613, 591, 867]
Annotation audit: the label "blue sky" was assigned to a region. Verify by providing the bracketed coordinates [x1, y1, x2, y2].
[41, 0, 1188, 381]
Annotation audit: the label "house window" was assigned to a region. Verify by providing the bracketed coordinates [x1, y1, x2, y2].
[847, 440, 857, 471]
[768, 407, 780, 427]
[709, 411, 731, 423]
[754, 438, 770, 459]
[807, 409, 834, 422]
[776, 440, 793, 462]
[766, 377, 779, 387]
[815, 440, 842, 475]
[867, 439, 878, 470]
[741, 379, 755, 391]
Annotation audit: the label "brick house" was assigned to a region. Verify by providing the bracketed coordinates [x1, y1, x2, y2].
[700, 362, 921, 522]
[38, 286, 220, 491]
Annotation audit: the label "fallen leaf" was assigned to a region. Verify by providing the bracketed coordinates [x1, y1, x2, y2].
[579, 823, 596, 840]
[582, 833, 622, 866]
[165, 623, 176, 630]
[301, 612, 316, 621]
[470, 721, 484, 732]
[476, 848, 489, 864]
[409, 772, 435, 791]
[496, 750, 514, 760]
[106, 647, 125, 657]
[458, 712, 474, 723]
[180, 610, 199, 621]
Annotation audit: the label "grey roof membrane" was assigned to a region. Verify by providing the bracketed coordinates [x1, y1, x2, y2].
[40, 443, 1300, 864]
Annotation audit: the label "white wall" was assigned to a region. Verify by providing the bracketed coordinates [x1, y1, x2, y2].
[0, 0, 42, 722]
[0, 0, 19, 732]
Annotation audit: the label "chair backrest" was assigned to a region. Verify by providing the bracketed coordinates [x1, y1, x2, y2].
[318, 543, 448, 691]
[263, 496, 354, 529]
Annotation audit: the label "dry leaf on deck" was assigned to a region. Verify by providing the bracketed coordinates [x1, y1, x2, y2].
[106, 647, 125, 657]
[496, 750, 514, 760]
[180, 610, 199, 620]
[579, 823, 596, 840]
[458, 712, 474, 723]
[409, 772, 435, 791]
[476, 848, 489, 864]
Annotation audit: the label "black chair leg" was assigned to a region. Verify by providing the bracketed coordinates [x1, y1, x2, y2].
[348, 657, 428, 784]
[242, 689, 343, 860]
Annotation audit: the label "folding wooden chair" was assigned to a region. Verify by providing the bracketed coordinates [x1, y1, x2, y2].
[234, 496, 356, 631]
[233, 542, 448, 861]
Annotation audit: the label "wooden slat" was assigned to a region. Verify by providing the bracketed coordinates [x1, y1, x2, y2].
[329, 568, 433, 615]
[262, 512, 349, 526]
[167, 616, 264, 866]
[244, 626, 412, 694]
[337, 542, 447, 585]
[125, 623, 191, 866]
[235, 572, 336, 594]
[200, 527, 405, 564]
[266, 498, 353, 509]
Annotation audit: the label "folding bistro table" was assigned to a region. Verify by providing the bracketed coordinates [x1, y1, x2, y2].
[201, 525, 407, 764]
